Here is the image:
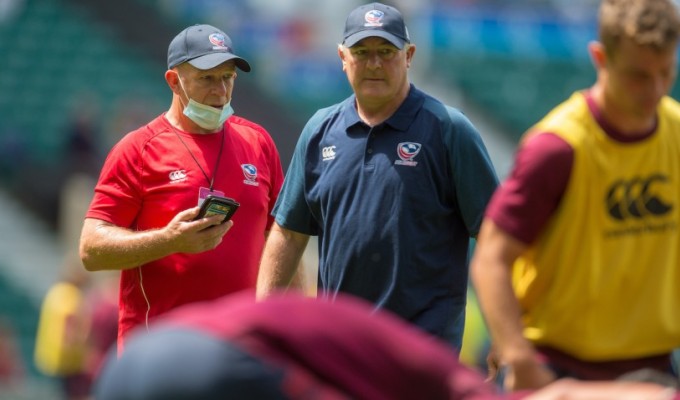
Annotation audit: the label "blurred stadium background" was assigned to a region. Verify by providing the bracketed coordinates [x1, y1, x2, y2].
[1, 0, 674, 398]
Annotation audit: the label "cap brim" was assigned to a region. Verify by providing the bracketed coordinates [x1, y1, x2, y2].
[188, 52, 252, 72]
[343, 30, 407, 49]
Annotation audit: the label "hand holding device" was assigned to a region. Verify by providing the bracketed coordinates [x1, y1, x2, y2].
[195, 195, 240, 224]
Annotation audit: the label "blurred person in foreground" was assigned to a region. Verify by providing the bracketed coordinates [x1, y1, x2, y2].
[94, 291, 679, 400]
[79, 24, 283, 353]
[256, 2, 498, 351]
[471, 0, 680, 392]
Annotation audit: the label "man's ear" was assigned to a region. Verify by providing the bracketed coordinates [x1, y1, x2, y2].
[588, 41, 607, 70]
[165, 69, 181, 94]
[406, 44, 416, 68]
[338, 45, 347, 70]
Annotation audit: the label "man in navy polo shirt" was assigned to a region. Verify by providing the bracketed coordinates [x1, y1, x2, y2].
[257, 2, 498, 350]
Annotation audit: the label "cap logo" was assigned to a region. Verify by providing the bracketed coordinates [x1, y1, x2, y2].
[364, 10, 385, 27]
[208, 33, 229, 50]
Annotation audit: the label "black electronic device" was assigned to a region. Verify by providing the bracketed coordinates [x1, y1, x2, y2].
[195, 195, 240, 223]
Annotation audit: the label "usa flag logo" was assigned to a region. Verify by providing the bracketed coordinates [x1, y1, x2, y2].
[365, 10, 384, 26]
[395, 142, 421, 166]
[242, 164, 259, 186]
[209, 33, 229, 50]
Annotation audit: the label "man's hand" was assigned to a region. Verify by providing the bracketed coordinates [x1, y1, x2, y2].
[165, 206, 234, 254]
[503, 354, 557, 391]
[80, 206, 235, 271]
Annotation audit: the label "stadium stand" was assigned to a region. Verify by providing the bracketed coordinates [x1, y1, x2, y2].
[441, 54, 596, 142]
[0, 0, 167, 166]
[0, 1, 165, 396]
[0, 271, 40, 376]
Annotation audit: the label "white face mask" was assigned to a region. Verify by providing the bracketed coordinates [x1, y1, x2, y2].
[178, 77, 234, 130]
[183, 99, 234, 130]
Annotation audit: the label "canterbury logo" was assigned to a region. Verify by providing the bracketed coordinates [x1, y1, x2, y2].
[605, 175, 673, 221]
[168, 169, 187, 183]
[322, 146, 336, 161]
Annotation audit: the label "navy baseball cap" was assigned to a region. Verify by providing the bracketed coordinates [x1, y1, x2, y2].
[342, 2, 410, 49]
[167, 24, 251, 72]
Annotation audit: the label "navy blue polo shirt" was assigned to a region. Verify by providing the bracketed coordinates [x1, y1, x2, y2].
[274, 85, 498, 348]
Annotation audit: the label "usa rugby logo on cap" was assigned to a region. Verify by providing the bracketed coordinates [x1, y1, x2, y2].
[364, 10, 385, 27]
[208, 33, 229, 50]
[395, 142, 421, 167]
[242, 164, 259, 186]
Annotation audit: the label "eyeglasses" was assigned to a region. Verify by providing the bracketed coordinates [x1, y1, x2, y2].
[348, 46, 400, 62]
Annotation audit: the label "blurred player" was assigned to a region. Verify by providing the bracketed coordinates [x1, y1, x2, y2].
[95, 291, 679, 400]
[471, 0, 680, 391]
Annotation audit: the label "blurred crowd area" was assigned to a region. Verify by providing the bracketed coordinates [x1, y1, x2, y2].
[0, 0, 671, 398]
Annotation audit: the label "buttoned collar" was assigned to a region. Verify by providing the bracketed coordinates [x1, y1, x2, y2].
[339, 84, 425, 132]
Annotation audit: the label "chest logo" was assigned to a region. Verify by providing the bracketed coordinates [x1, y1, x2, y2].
[322, 146, 336, 162]
[606, 174, 672, 221]
[395, 142, 421, 167]
[242, 164, 259, 187]
[169, 169, 187, 183]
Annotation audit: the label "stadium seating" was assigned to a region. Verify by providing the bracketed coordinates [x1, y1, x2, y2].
[0, 2, 164, 392]
[0, 0, 167, 168]
[0, 271, 41, 378]
[440, 53, 595, 143]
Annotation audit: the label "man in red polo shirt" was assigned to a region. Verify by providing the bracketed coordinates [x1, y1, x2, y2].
[79, 24, 283, 352]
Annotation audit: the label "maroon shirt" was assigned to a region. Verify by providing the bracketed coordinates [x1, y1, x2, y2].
[159, 291, 507, 400]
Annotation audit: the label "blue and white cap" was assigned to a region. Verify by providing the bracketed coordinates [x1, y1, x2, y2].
[167, 24, 251, 71]
[342, 2, 410, 49]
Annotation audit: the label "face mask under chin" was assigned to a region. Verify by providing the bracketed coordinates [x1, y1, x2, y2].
[178, 77, 234, 131]
[183, 98, 234, 130]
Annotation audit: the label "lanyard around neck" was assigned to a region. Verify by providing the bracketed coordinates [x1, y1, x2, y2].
[172, 128, 225, 191]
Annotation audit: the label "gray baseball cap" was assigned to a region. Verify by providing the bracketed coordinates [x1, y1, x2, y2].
[342, 2, 410, 49]
[167, 24, 251, 72]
